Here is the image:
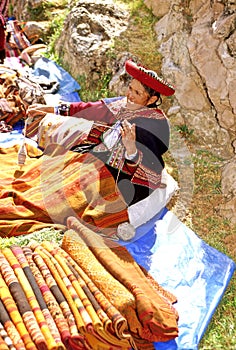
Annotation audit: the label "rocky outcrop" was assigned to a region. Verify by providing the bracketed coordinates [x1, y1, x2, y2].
[145, 0, 235, 157]
[9, 0, 45, 21]
[145, 0, 236, 223]
[219, 157, 236, 224]
[54, 0, 129, 88]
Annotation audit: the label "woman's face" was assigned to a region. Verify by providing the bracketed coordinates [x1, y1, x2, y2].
[126, 79, 150, 109]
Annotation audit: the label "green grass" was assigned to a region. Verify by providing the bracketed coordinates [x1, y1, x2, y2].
[191, 149, 236, 349]
[179, 145, 236, 349]
[77, 73, 116, 102]
[113, 0, 162, 70]
[0, 228, 63, 249]
[199, 277, 236, 349]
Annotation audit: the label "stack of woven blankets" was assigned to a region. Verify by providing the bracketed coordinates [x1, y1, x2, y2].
[0, 218, 179, 350]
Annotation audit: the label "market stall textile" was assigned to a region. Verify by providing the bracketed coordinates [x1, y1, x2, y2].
[0, 235, 179, 350]
[0, 141, 129, 238]
[62, 218, 179, 347]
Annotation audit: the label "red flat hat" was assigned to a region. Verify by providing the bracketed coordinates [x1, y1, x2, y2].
[125, 60, 175, 96]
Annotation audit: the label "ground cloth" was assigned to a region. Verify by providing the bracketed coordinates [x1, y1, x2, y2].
[123, 209, 235, 350]
[32, 57, 81, 104]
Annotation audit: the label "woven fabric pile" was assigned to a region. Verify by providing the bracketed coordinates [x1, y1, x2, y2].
[0, 219, 179, 350]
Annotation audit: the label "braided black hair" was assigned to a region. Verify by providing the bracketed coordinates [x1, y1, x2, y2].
[142, 84, 162, 108]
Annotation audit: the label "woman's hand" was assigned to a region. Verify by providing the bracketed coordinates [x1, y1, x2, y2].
[26, 104, 54, 118]
[121, 120, 137, 156]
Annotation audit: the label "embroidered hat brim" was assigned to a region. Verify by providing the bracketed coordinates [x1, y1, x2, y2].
[125, 60, 175, 96]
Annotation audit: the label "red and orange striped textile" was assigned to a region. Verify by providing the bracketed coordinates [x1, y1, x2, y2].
[0, 242, 135, 349]
[0, 250, 45, 349]
[0, 223, 179, 350]
[0, 299, 25, 350]
[62, 219, 179, 349]
[0, 143, 129, 238]
[11, 245, 64, 349]
[0, 260, 36, 349]
[29, 241, 133, 350]
[0, 321, 14, 350]
[23, 246, 70, 349]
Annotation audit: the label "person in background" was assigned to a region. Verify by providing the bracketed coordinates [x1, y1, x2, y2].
[0, 0, 9, 63]
[0, 20, 6, 62]
[0, 16, 6, 63]
[27, 60, 175, 206]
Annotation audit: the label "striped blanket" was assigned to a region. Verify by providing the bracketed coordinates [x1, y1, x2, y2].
[0, 143, 129, 238]
[63, 218, 179, 348]
[0, 221, 179, 350]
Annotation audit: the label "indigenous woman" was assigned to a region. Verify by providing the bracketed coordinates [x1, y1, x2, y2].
[23, 63, 179, 347]
[27, 60, 175, 207]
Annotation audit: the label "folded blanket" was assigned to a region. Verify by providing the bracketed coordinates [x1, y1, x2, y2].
[0, 242, 132, 349]
[0, 143, 128, 238]
[62, 217, 179, 349]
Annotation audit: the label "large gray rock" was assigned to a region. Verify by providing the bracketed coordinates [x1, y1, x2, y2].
[151, 0, 235, 158]
[145, 0, 236, 223]
[55, 0, 129, 86]
[9, 0, 45, 21]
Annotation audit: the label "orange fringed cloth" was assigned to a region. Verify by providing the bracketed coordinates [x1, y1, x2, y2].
[0, 143, 129, 238]
[62, 217, 179, 349]
[0, 242, 134, 350]
[0, 222, 178, 349]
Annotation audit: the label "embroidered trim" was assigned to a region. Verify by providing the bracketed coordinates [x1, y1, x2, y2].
[115, 106, 166, 122]
[131, 164, 162, 189]
[87, 123, 109, 144]
[105, 98, 166, 122]
[106, 143, 125, 169]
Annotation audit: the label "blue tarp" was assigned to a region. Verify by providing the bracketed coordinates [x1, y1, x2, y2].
[32, 57, 81, 102]
[121, 209, 235, 349]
